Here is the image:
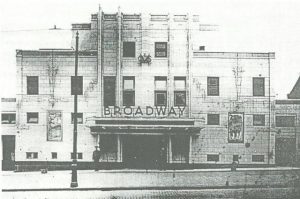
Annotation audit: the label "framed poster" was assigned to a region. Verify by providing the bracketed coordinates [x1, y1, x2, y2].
[228, 112, 244, 143]
[47, 110, 63, 141]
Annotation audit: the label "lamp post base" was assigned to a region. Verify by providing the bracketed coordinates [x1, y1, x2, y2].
[70, 162, 78, 188]
[70, 182, 78, 188]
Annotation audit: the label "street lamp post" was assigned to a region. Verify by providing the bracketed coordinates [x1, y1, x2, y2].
[71, 31, 79, 188]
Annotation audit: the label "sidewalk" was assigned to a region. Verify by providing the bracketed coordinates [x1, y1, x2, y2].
[1, 167, 300, 191]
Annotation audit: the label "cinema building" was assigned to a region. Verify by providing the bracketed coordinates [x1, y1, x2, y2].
[9, 7, 277, 170]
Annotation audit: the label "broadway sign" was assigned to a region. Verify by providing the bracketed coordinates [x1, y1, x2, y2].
[104, 106, 186, 117]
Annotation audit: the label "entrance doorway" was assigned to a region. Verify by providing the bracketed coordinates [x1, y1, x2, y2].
[275, 137, 296, 166]
[2, 135, 15, 170]
[123, 135, 167, 169]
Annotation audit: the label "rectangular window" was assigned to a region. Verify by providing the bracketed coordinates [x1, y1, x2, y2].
[253, 115, 265, 126]
[233, 155, 239, 162]
[27, 112, 38, 123]
[71, 76, 83, 95]
[174, 77, 186, 106]
[123, 42, 135, 57]
[27, 76, 39, 95]
[71, 152, 83, 159]
[100, 135, 117, 153]
[104, 76, 116, 107]
[155, 42, 167, 57]
[207, 154, 219, 162]
[1, 113, 16, 124]
[155, 77, 167, 106]
[51, 152, 57, 159]
[207, 114, 220, 125]
[253, 77, 265, 96]
[26, 152, 38, 159]
[276, 116, 295, 127]
[123, 77, 135, 106]
[207, 77, 219, 96]
[252, 155, 264, 162]
[71, 113, 83, 124]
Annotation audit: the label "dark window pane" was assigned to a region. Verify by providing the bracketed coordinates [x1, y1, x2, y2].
[253, 115, 265, 126]
[1, 113, 16, 124]
[252, 155, 264, 162]
[207, 114, 220, 125]
[174, 91, 186, 106]
[155, 91, 167, 106]
[123, 91, 135, 106]
[27, 112, 38, 123]
[253, 77, 265, 96]
[233, 155, 239, 162]
[155, 42, 167, 57]
[26, 152, 38, 159]
[71, 113, 83, 124]
[207, 154, 219, 162]
[123, 42, 135, 57]
[104, 76, 116, 106]
[276, 116, 295, 127]
[71, 153, 82, 159]
[207, 77, 219, 96]
[27, 76, 39, 95]
[100, 135, 117, 153]
[71, 76, 83, 95]
[51, 152, 57, 159]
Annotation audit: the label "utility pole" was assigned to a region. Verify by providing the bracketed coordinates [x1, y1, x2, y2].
[71, 31, 79, 188]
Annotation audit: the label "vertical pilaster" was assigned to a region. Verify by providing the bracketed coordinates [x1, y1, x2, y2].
[167, 14, 173, 109]
[117, 135, 122, 162]
[188, 135, 193, 164]
[116, 7, 122, 107]
[186, 14, 192, 118]
[97, 5, 103, 116]
[168, 135, 172, 163]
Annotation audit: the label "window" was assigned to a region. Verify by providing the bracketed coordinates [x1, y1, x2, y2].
[71, 113, 83, 124]
[155, 42, 167, 57]
[123, 42, 135, 57]
[207, 154, 219, 162]
[233, 155, 239, 162]
[51, 152, 57, 159]
[100, 135, 117, 153]
[276, 116, 295, 127]
[71, 76, 83, 95]
[174, 77, 186, 106]
[253, 77, 265, 96]
[252, 155, 264, 162]
[123, 77, 135, 106]
[71, 152, 83, 159]
[104, 76, 116, 107]
[1, 113, 16, 124]
[27, 112, 38, 123]
[155, 77, 167, 106]
[207, 77, 219, 96]
[253, 115, 265, 126]
[27, 76, 39, 95]
[26, 152, 38, 159]
[207, 114, 220, 125]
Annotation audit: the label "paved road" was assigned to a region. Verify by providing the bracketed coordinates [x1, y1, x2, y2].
[2, 187, 300, 199]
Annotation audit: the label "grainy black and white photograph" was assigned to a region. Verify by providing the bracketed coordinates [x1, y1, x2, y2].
[0, 0, 300, 198]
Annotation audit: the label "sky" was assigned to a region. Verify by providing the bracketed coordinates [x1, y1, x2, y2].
[0, 0, 299, 99]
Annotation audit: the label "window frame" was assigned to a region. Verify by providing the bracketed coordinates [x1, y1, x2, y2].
[207, 77, 219, 96]
[27, 112, 39, 124]
[253, 77, 265, 97]
[207, 154, 219, 162]
[27, 76, 39, 95]
[1, 113, 16, 124]
[123, 76, 135, 106]
[155, 76, 167, 106]
[71, 152, 83, 159]
[252, 155, 264, 162]
[154, 42, 168, 58]
[26, 152, 38, 159]
[275, 115, 296, 127]
[174, 77, 186, 106]
[51, 152, 57, 159]
[253, 114, 265, 126]
[103, 76, 116, 107]
[123, 42, 136, 58]
[207, 114, 220, 125]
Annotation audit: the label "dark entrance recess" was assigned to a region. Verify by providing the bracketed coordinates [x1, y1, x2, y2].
[123, 135, 167, 169]
[275, 138, 296, 166]
[2, 135, 15, 170]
